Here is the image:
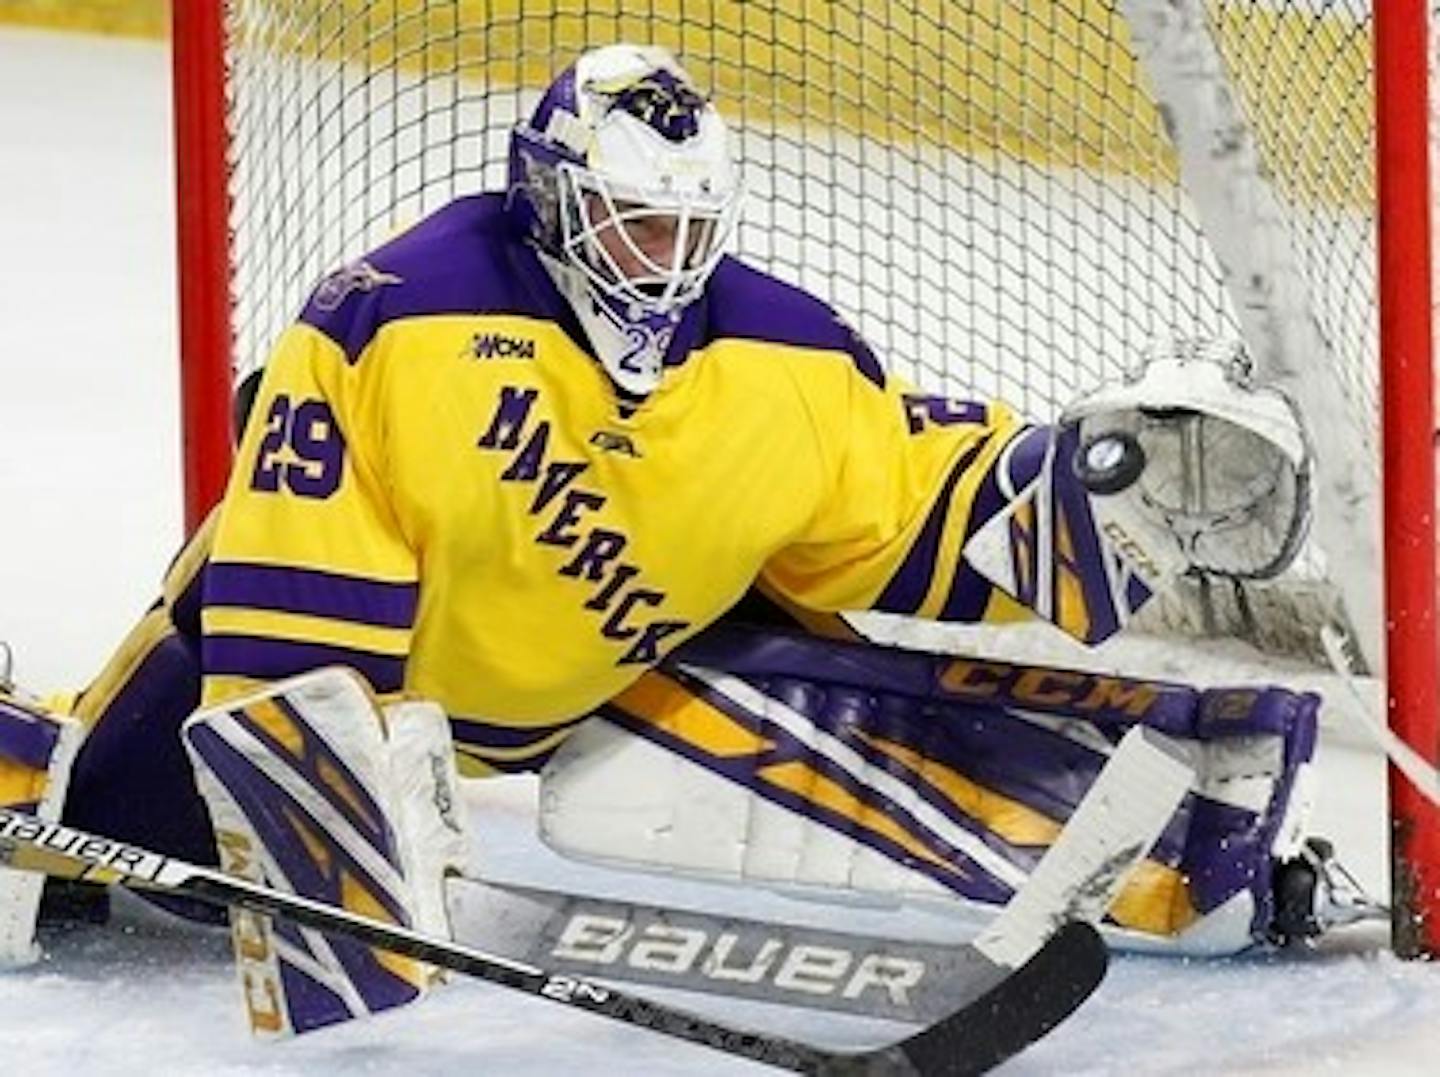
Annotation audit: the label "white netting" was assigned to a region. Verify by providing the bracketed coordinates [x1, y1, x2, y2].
[221, 0, 1428, 660]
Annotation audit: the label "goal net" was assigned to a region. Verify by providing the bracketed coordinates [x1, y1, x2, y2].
[175, 0, 1438, 949]
[200, 2, 1400, 658]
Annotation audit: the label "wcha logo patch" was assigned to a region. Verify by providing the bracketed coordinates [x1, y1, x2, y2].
[466, 333, 538, 361]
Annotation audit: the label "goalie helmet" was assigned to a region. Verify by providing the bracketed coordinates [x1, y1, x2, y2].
[506, 44, 742, 321]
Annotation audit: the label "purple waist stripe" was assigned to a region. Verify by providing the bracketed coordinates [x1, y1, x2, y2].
[203, 635, 406, 695]
[451, 713, 590, 752]
[205, 563, 418, 629]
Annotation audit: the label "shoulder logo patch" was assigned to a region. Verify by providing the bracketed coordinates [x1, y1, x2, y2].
[313, 260, 404, 312]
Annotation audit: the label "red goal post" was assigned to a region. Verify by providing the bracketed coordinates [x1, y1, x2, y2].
[1376, 0, 1440, 959]
[171, 1, 1440, 953]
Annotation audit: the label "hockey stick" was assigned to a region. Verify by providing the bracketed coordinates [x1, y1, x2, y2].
[450, 876, 1003, 1023]
[1320, 625, 1440, 808]
[0, 726, 1191, 1074]
[0, 808, 1094, 1076]
[454, 729, 1200, 1024]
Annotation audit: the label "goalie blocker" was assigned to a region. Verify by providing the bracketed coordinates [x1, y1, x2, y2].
[182, 669, 470, 1037]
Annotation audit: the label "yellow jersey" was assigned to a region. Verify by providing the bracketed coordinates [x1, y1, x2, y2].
[203, 195, 1143, 773]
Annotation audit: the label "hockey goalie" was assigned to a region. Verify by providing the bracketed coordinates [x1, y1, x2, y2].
[0, 42, 1358, 1038]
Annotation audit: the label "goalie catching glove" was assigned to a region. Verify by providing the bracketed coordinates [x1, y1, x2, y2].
[1062, 338, 1312, 581]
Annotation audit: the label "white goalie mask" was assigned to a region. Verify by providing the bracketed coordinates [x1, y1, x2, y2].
[508, 44, 743, 320]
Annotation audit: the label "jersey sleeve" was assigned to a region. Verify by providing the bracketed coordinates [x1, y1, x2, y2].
[200, 320, 419, 706]
[762, 363, 1153, 645]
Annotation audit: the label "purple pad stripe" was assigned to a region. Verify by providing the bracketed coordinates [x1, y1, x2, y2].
[873, 436, 992, 615]
[671, 658, 1198, 865]
[326, 932, 423, 1017]
[599, 699, 1016, 905]
[202, 635, 405, 695]
[279, 960, 354, 1034]
[670, 666, 1057, 863]
[775, 667, 1196, 869]
[186, 723, 412, 928]
[1002, 425, 1052, 490]
[622, 672, 1198, 910]
[1180, 797, 1266, 914]
[936, 560, 1004, 623]
[206, 562, 417, 630]
[226, 697, 399, 870]
[0, 698, 61, 772]
[1124, 571, 1152, 615]
[273, 914, 312, 956]
[941, 425, 1046, 621]
[717, 671, 1055, 850]
[1196, 687, 1319, 740]
[276, 921, 422, 1029]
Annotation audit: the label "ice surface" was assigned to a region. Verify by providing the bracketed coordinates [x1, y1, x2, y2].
[1, 24, 1438, 1076]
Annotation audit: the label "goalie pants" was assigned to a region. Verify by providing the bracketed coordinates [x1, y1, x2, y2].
[50, 517, 815, 904]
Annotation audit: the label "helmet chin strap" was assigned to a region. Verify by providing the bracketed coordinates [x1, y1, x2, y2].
[540, 252, 680, 397]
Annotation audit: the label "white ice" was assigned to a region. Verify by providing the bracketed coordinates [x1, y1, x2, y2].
[2, 24, 1439, 1076]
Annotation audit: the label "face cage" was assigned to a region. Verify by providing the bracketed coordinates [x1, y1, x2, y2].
[555, 162, 741, 316]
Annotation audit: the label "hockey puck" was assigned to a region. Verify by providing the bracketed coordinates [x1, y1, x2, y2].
[1073, 431, 1146, 495]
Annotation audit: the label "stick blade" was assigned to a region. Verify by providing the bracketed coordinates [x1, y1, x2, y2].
[831, 921, 1107, 1077]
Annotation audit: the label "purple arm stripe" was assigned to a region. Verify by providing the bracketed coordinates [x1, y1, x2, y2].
[203, 635, 406, 695]
[873, 436, 990, 616]
[1053, 425, 1121, 642]
[206, 563, 417, 630]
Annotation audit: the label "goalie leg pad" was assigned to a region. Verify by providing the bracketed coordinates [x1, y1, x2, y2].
[0, 692, 83, 966]
[541, 624, 1319, 955]
[182, 668, 469, 1037]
